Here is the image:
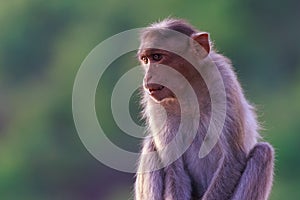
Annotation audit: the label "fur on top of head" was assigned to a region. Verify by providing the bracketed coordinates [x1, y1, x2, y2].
[140, 18, 213, 53]
[148, 18, 198, 37]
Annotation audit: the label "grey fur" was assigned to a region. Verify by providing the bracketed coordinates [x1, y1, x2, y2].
[135, 18, 274, 200]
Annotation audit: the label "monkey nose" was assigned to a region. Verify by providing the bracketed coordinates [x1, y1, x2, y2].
[144, 83, 164, 94]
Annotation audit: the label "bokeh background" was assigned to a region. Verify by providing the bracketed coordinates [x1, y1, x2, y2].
[1, 0, 300, 199]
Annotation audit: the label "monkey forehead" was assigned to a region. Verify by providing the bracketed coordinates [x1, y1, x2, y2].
[139, 28, 190, 54]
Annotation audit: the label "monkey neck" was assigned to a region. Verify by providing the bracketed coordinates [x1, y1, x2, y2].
[145, 95, 211, 137]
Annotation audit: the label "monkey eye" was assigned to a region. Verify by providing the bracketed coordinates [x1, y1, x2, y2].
[152, 54, 162, 61]
[141, 56, 149, 64]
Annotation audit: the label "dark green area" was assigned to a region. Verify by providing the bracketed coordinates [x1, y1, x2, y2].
[0, 0, 299, 199]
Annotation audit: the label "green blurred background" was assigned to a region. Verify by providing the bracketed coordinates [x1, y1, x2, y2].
[0, 0, 299, 199]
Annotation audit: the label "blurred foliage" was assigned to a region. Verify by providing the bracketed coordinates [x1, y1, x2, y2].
[0, 0, 299, 199]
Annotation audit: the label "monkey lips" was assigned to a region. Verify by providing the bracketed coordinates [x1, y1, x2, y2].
[144, 83, 175, 102]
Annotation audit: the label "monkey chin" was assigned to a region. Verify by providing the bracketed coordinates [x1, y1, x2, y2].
[150, 95, 176, 104]
[149, 95, 181, 115]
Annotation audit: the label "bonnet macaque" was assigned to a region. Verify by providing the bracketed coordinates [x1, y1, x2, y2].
[135, 18, 274, 200]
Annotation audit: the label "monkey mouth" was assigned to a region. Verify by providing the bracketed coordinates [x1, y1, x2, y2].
[145, 85, 175, 102]
[148, 85, 164, 95]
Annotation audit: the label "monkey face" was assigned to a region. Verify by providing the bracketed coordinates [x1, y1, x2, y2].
[138, 28, 209, 105]
[139, 49, 193, 103]
[140, 50, 175, 102]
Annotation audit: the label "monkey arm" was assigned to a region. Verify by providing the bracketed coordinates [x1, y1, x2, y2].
[164, 157, 192, 200]
[135, 169, 164, 200]
[135, 138, 164, 200]
[201, 151, 247, 200]
[231, 142, 274, 200]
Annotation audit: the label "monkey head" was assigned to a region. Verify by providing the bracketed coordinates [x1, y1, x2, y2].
[138, 23, 211, 106]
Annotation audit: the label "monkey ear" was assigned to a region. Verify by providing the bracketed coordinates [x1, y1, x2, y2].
[191, 32, 210, 57]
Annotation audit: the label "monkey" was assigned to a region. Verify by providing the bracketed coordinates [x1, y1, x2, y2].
[134, 18, 274, 200]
